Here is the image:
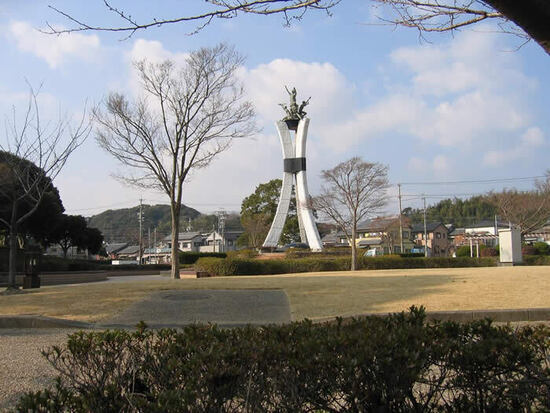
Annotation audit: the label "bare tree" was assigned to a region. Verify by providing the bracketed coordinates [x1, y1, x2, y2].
[94, 44, 256, 279]
[0, 87, 89, 290]
[374, 0, 550, 55]
[488, 172, 550, 236]
[240, 213, 272, 249]
[46, 1, 549, 55]
[313, 157, 389, 270]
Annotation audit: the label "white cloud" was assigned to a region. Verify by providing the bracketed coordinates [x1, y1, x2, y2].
[483, 127, 545, 166]
[128, 39, 189, 65]
[7, 21, 100, 69]
[243, 58, 354, 123]
[407, 154, 452, 175]
[433, 155, 452, 173]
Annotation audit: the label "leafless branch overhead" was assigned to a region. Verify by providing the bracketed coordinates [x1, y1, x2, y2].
[45, 0, 339, 38]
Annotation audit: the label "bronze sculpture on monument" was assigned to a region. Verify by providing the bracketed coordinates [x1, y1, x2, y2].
[263, 87, 323, 251]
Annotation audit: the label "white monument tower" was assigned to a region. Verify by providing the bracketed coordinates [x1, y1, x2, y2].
[263, 87, 323, 251]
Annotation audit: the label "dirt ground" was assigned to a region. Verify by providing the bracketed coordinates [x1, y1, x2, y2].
[1, 266, 549, 322]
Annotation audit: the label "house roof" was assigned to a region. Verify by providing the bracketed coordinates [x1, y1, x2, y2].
[105, 243, 128, 254]
[163, 232, 202, 241]
[223, 231, 243, 241]
[466, 220, 510, 229]
[411, 222, 448, 234]
[117, 245, 140, 255]
[358, 238, 383, 247]
[357, 215, 407, 232]
[449, 228, 465, 236]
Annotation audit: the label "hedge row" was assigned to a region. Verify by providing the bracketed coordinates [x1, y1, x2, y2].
[40, 256, 103, 272]
[523, 255, 550, 266]
[39, 256, 172, 272]
[179, 251, 227, 265]
[17, 308, 550, 412]
[195, 255, 498, 276]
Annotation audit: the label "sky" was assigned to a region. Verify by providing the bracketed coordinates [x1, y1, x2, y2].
[0, 1, 549, 218]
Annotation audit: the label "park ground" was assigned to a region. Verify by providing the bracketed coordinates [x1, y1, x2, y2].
[0, 266, 549, 322]
[1, 265, 550, 409]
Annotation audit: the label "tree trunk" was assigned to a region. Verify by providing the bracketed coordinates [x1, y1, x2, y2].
[351, 224, 357, 271]
[485, 0, 550, 55]
[7, 202, 18, 289]
[170, 203, 181, 280]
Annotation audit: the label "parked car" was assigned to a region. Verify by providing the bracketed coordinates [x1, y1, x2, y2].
[364, 248, 381, 257]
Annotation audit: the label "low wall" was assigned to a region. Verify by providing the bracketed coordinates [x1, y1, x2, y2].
[0, 271, 108, 287]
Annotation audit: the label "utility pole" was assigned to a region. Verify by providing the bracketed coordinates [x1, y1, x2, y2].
[423, 196, 428, 258]
[147, 227, 151, 263]
[154, 227, 157, 264]
[217, 209, 226, 253]
[398, 183, 404, 254]
[138, 198, 143, 265]
[212, 223, 217, 253]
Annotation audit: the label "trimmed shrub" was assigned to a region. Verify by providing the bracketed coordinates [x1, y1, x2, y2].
[456, 245, 471, 257]
[179, 251, 227, 265]
[523, 245, 537, 256]
[226, 249, 258, 259]
[195, 256, 351, 276]
[17, 308, 550, 412]
[40, 256, 102, 272]
[534, 241, 550, 255]
[195, 255, 497, 276]
[285, 248, 351, 259]
[523, 255, 550, 266]
[399, 252, 425, 258]
[480, 246, 498, 257]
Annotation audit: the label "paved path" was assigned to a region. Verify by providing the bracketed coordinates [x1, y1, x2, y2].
[102, 289, 291, 328]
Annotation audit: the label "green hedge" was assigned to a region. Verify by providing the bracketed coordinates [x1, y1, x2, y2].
[179, 251, 227, 265]
[196, 256, 350, 276]
[17, 308, 550, 412]
[40, 256, 102, 272]
[195, 255, 498, 276]
[523, 255, 550, 266]
[39, 256, 171, 272]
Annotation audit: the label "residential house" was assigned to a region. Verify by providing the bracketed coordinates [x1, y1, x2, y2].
[321, 230, 350, 248]
[105, 243, 129, 259]
[355, 215, 414, 255]
[164, 232, 203, 252]
[411, 222, 450, 257]
[524, 223, 550, 244]
[142, 247, 172, 264]
[115, 245, 140, 261]
[200, 230, 243, 252]
[453, 220, 510, 249]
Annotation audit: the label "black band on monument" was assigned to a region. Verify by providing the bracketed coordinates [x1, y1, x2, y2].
[284, 157, 306, 173]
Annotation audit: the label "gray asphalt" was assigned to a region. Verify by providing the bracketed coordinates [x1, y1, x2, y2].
[102, 289, 292, 328]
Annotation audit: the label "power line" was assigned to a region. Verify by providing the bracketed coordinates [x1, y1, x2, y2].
[396, 175, 545, 186]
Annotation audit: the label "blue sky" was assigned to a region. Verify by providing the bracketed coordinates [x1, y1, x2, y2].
[1, 1, 549, 217]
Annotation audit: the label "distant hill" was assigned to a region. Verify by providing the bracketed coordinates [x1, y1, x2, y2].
[88, 204, 200, 243]
[88, 204, 243, 244]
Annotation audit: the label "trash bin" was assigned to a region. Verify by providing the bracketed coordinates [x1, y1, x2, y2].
[23, 251, 41, 289]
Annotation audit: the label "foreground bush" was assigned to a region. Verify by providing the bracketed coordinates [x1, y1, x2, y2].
[16, 308, 550, 412]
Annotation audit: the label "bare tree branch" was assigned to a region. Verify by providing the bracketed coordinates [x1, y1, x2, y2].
[312, 157, 389, 270]
[45, 0, 339, 39]
[487, 172, 550, 236]
[0, 87, 90, 289]
[44, 1, 550, 55]
[94, 44, 257, 279]
[373, 0, 550, 55]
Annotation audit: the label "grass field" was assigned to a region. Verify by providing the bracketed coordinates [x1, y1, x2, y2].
[1, 266, 549, 322]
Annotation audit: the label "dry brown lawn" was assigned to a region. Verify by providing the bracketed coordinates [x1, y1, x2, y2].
[1, 266, 549, 322]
